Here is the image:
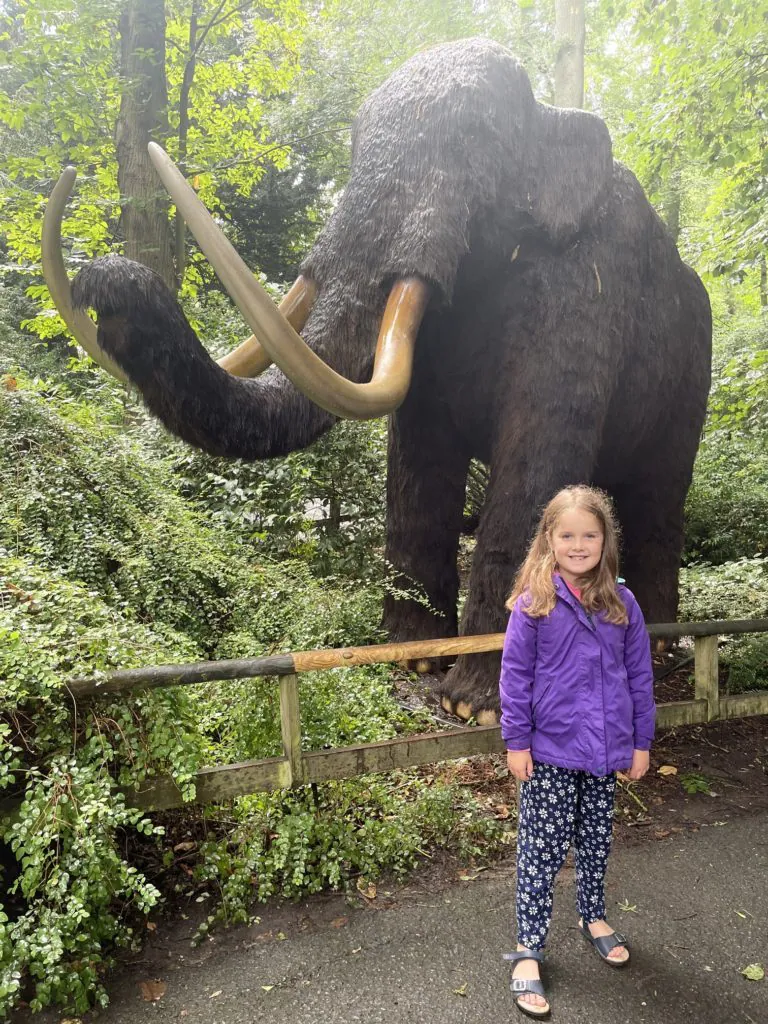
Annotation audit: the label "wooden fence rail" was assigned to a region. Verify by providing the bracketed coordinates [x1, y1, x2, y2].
[58, 620, 768, 811]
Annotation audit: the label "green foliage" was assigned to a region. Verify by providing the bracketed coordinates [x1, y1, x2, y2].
[589, 0, 768, 311]
[0, 556, 205, 1014]
[684, 318, 768, 564]
[194, 663, 424, 767]
[679, 557, 768, 692]
[193, 774, 509, 934]
[679, 771, 712, 796]
[679, 558, 768, 622]
[174, 418, 388, 579]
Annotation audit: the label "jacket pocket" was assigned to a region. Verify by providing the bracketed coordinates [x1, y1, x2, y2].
[532, 675, 555, 717]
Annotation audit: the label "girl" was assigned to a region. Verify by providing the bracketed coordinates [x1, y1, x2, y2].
[499, 485, 655, 1019]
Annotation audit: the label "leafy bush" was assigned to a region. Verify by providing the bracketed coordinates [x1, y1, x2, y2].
[173, 417, 388, 579]
[192, 775, 509, 935]
[0, 557, 205, 1014]
[684, 317, 768, 564]
[679, 558, 768, 692]
[679, 557, 768, 622]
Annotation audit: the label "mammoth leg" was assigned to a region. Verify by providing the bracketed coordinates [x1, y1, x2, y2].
[613, 428, 701, 628]
[382, 394, 470, 644]
[440, 398, 605, 720]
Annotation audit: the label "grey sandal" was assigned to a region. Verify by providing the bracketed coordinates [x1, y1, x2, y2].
[503, 949, 551, 1019]
[579, 919, 630, 967]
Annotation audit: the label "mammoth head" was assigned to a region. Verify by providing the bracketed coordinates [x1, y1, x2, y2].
[42, 39, 613, 443]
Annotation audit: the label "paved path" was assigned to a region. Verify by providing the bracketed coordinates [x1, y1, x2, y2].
[74, 810, 768, 1024]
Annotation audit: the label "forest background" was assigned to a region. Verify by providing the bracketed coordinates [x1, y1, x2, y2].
[1, 0, 768, 1014]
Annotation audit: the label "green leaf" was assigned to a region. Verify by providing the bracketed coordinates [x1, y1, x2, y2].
[741, 964, 765, 982]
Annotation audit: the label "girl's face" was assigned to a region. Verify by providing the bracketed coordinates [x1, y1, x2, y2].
[550, 507, 604, 585]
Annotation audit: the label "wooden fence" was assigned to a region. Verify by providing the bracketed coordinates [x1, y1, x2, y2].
[57, 618, 768, 812]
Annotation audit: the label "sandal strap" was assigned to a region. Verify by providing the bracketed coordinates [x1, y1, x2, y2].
[510, 977, 547, 998]
[503, 949, 545, 964]
[581, 922, 628, 958]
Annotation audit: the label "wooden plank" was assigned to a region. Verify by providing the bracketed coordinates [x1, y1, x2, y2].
[126, 727, 505, 810]
[303, 725, 506, 782]
[656, 699, 708, 729]
[694, 635, 719, 721]
[292, 633, 506, 672]
[720, 691, 768, 720]
[648, 618, 768, 638]
[65, 654, 295, 698]
[279, 674, 304, 785]
[128, 756, 291, 810]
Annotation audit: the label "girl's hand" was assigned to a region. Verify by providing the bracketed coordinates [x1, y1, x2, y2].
[507, 748, 533, 781]
[627, 749, 650, 780]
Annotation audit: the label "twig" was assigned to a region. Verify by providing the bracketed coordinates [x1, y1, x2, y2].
[618, 782, 648, 813]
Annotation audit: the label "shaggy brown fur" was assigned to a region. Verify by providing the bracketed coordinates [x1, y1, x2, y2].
[70, 39, 711, 712]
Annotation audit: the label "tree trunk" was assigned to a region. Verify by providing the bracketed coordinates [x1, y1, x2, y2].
[116, 0, 174, 289]
[664, 165, 682, 244]
[175, 0, 200, 288]
[554, 0, 585, 109]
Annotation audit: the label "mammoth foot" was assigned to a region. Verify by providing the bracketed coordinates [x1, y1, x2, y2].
[437, 651, 501, 726]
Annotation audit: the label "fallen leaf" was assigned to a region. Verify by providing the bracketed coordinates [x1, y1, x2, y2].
[658, 765, 678, 776]
[173, 841, 197, 853]
[209, 990, 222, 999]
[356, 878, 377, 900]
[453, 983, 468, 997]
[146, 921, 157, 932]
[494, 804, 511, 819]
[331, 916, 348, 929]
[276, 932, 286, 941]
[617, 899, 638, 913]
[741, 963, 765, 982]
[140, 979, 166, 1002]
[59, 1019, 82, 1024]
[261, 985, 274, 992]
[735, 911, 748, 919]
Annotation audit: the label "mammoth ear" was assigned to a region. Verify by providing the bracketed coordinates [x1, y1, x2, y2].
[529, 104, 613, 243]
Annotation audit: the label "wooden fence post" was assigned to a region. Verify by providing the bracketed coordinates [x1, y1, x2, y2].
[694, 635, 719, 721]
[279, 674, 305, 786]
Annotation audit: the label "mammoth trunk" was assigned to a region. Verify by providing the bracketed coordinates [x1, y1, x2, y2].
[71, 256, 337, 459]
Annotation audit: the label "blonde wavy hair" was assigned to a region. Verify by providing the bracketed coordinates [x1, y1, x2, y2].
[506, 485, 628, 624]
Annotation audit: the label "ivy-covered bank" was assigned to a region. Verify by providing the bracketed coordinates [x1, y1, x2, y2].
[0, 375, 508, 1015]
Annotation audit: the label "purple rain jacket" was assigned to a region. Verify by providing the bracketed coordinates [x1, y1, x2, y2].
[499, 576, 656, 777]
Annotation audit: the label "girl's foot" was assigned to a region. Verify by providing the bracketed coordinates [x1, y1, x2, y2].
[579, 918, 630, 964]
[510, 945, 550, 1014]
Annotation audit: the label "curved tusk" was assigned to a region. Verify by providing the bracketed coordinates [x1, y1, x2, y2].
[148, 142, 429, 418]
[42, 168, 129, 382]
[217, 276, 317, 377]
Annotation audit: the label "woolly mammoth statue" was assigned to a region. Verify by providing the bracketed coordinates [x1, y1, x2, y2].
[44, 38, 711, 720]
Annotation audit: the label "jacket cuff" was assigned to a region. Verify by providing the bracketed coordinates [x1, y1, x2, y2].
[504, 734, 532, 751]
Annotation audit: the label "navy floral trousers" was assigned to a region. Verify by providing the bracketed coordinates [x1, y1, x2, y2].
[515, 761, 616, 951]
